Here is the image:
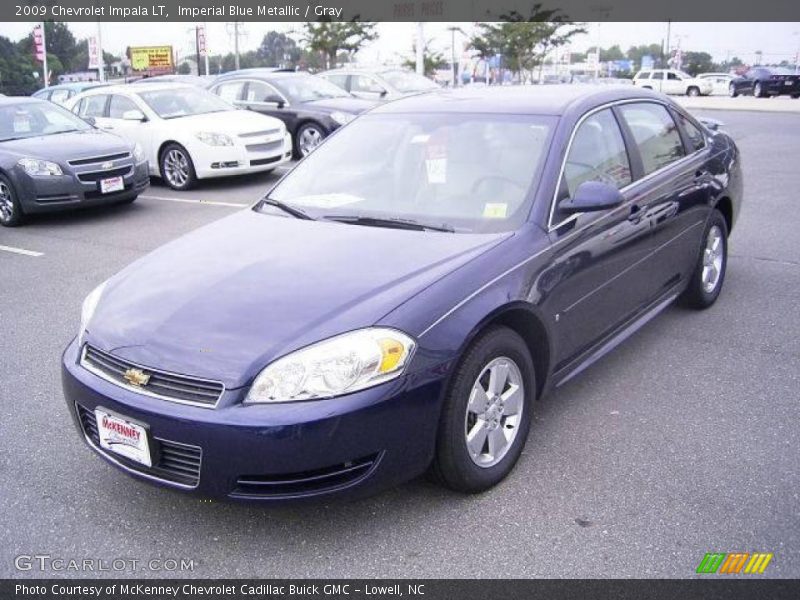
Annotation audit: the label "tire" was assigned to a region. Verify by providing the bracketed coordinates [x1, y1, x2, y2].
[679, 210, 728, 309]
[754, 81, 764, 98]
[294, 122, 326, 159]
[729, 83, 738, 98]
[792, 94, 800, 99]
[159, 143, 197, 191]
[431, 326, 535, 493]
[0, 175, 24, 227]
[687, 86, 700, 97]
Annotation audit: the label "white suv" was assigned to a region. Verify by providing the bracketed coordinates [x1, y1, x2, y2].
[633, 69, 713, 96]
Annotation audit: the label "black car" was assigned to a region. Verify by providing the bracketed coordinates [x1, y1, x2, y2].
[729, 66, 800, 98]
[0, 97, 149, 227]
[209, 70, 378, 158]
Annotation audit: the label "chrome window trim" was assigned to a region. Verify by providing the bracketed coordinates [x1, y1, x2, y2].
[76, 402, 200, 490]
[547, 97, 706, 232]
[80, 344, 225, 409]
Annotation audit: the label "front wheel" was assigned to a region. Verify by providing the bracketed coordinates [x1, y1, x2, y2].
[729, 83, 738, 97]
[754, 82, 764, 98]
[294, 123, 326, 158]
[687, 86, 700, 97]
[160, 143, 197, 191]
[0, 175, 24, 227]
[431, 326, 535, 493]
[680, 210, 728, 309]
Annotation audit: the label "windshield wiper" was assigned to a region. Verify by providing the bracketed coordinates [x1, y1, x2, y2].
[324, 215, 455, 233]
[259, 197, 314, 220]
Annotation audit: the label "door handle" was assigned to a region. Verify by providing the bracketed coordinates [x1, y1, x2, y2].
[627, 204, 643, 222]
[101, 125, 114, 130]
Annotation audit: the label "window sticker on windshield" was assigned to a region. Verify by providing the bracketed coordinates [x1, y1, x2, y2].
[425, 138, 447, 184]
[483, 203, 508, 219]
[13, 111, 32, 133]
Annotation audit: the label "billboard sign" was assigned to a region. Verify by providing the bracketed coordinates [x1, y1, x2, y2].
[128, 46, 174, 73]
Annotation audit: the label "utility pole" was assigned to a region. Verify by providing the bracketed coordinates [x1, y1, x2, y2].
[234, 22, 240, 71]
[97, 23, 105, 82]
[665, 20, 671, 67]
[204, 22, 210, 76]
[447, 26, 464, 87]
[195, 26, 202, 75]
[415, 22, 424, 76]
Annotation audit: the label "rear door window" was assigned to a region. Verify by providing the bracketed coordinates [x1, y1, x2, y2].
[618, 103, 685, 175]
[108, 95, 140, 119]
[77, 94, 108, 118]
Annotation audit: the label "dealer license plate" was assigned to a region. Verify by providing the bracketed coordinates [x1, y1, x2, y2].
[95, 408, 152, 467]
[100, 176, 124, 194]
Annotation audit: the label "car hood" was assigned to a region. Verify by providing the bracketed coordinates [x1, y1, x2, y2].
[88, 210, 509, 388]
[1, 129, 131, 162]
[164, 109, 283, 134]
[299, 96, 378, 115]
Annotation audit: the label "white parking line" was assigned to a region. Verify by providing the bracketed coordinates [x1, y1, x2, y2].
[140, 195, 248, 208]
[0, 244, 44, 257]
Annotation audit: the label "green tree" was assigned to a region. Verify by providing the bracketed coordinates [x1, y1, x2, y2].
[177, 62, 191, 75]
[680, 51, 714, 75]
[257, 31, 301, 68]
[402, 40, 446, 77]
[600, 45, 625, 62]
[302, 19, 378, 69]
[626, 43, 664, 69]
[469, 6, 585, 83]
[22, 21, 77, 72]
[0, 35, 38, 95]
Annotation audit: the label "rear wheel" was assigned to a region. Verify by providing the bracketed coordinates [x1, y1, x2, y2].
[160, 143, 197, 191]
[0, 176, 24, 227]
[754, 81, 764, 98]
[729, 83, 738, 97]
[431, 326, 535, 493]
[792, 94, 800, 99]
[294, 123, 326, 158]
[680, 210, 728, 309]
[687, 86, 700, 97]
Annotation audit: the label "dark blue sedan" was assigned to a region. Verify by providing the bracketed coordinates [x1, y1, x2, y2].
[62, 85, 743, 500]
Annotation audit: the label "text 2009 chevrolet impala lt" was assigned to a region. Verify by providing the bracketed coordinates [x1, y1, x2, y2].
[62, 86, 742, 500]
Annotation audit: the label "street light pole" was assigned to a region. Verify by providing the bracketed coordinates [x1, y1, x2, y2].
[234, 22, 240, 71]
[97, 23, 105, 82]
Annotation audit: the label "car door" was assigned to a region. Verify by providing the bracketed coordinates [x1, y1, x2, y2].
[649, 71, 665, 92]
[543, 107, 655, 367]
[664, 71, 683, 94]
[616, 102, 709, 298]
[241, 80, 298, 132]
[105, 94, 153, 158]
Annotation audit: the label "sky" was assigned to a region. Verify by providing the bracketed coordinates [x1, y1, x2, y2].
[1, 21, 799, 66]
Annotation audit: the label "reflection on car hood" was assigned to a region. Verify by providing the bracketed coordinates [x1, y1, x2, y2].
[165, 109, 284, 134]
[88, 209, 509, 388]
[0, 129, 130, 161]
[299, 96, 378, 114]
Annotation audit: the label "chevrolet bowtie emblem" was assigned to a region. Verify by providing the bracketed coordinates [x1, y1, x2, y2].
[101, 161, 114, 170]
[123, 368, 151, 387]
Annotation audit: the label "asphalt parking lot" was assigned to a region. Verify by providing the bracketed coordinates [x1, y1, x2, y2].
[1, 110, 798, 579]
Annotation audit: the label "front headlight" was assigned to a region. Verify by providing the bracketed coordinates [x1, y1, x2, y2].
[195, 132, 234, 146]
[132, 142, 146, 163]
[18, 158, 63, 176]
[78, 281, 107, 346]
[245, 328, 415, 403]
[330, 111, 355, 126]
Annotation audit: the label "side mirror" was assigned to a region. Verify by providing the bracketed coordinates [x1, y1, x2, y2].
[122, 109, 146, 122]
[558, 181, 624, 214]
[263, 94, 285, 108]
[698, 117, 723, 131]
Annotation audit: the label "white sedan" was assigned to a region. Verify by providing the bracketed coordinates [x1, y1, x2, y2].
[67, 83, 292, 190]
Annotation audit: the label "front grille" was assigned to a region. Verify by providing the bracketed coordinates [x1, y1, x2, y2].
[231, 453, 381, 499]
[76, 403, 202, 487]
[250, 156, 282, 167]
[245, 140, 283, 154]
[68, 152, 131, 167]
[77, 166, 133, 183]
[239, 129, 281, 139]
[82, 345, 224, 407]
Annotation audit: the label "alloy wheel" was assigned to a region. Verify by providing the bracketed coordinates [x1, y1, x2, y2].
[702, 225, 724, 293]
[464, 356, 525, 468]
[298, 126, 323, 156]
[0, 181, 15, 224]
[754, 82, 762, 97]
[163, 149, 190, 188]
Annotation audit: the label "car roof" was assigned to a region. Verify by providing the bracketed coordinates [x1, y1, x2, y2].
[47, 81, 109, 91]
[214, 69, 309, 82]
[0, 96, 44, 106]
[78, 82, 196, 95]
[371, 85, 666, 117]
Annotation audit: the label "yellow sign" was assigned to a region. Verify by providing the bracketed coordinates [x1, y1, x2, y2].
[129, 46, 174, 72]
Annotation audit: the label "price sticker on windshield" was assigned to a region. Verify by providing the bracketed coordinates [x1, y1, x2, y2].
[425, 138, 447, 184]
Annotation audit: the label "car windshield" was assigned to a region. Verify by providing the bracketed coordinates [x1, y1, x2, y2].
[270, 76, 350, 103]
[267, 112, 555, 233]
[0, 101, 92, 142]
[137, 87, 233, 119]
[380, 70, 439, 93]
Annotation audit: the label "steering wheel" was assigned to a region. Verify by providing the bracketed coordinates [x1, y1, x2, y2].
[470, 175, 526, 196]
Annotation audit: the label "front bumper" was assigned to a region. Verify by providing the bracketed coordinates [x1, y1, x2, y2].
[61, 338, 441, 501]
[14, 161, 149, 215]
[194, 134, 293, 179]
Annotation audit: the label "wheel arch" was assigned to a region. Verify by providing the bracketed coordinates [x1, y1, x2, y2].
[714, 196, 734, 234]
[156, 140, 188, 177]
